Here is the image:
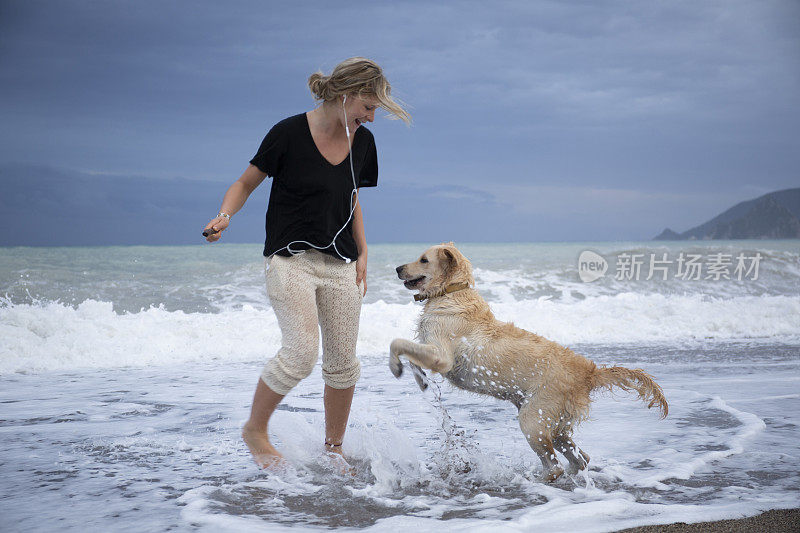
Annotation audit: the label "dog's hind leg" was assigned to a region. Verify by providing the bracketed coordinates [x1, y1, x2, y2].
[554, 434, 590, 475]
[519, 404, 564, 482]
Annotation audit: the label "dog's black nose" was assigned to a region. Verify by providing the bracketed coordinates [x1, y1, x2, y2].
[396, 265, 404, 275]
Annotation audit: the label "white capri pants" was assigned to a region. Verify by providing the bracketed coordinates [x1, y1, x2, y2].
[261, 249, 363, 395]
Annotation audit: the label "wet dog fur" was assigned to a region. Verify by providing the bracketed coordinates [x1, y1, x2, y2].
[390, 242, 668, 482]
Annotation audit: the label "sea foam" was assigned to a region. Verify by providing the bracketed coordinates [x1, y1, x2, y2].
[2, 292, 799, 374]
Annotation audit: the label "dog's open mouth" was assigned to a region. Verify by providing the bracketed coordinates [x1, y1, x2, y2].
[403, 276, 425, 290]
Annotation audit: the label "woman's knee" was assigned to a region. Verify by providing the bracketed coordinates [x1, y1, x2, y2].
[261, 344, 320, 395]
[322, 357, 361, 390]
[280, 343, 319, 377]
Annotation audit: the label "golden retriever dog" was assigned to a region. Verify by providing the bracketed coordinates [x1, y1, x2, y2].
[390, 243, 668, 482]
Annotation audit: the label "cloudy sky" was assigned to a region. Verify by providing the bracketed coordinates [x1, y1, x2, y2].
[1, 0, 798, 245]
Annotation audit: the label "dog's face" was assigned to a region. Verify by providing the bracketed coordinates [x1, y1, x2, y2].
[395, 242, 474, 297]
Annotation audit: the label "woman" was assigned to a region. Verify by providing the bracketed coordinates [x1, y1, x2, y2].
[203, 57, 410, 468]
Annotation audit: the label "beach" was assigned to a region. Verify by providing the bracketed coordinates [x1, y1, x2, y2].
[1, 241, 798, 531]
[617, 508, 799, 532]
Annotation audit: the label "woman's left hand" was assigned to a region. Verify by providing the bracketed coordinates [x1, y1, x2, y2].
[356, 253, 367, 297]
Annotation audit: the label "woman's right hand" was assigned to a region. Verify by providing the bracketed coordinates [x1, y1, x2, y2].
[204, 216, 230, 242]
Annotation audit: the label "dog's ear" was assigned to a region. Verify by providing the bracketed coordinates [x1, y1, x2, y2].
[437, 244, 474, 286]
[437, 246, 461, 280]
[438, 247, 457, 268]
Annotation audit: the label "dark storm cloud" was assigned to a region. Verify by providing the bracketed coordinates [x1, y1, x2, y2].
[1, 0, 798, 244]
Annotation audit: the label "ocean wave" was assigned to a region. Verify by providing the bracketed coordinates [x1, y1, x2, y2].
[1, 293, 799, 374]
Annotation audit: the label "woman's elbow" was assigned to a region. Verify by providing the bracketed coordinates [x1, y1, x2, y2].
[238, 165, 267, 192]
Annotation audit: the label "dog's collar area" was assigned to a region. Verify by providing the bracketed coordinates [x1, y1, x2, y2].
[414, 281, 470, 302]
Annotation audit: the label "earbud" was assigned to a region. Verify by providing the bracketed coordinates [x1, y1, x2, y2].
[342, 95, 350, 137]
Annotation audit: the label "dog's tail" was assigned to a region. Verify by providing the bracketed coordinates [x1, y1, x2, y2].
[591, 366, 668, 418]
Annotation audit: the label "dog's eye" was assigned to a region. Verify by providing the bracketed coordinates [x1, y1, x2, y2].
[420, 257, 428, 264]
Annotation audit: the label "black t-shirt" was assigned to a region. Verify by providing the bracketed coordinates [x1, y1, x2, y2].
[250, 113, 378, 261]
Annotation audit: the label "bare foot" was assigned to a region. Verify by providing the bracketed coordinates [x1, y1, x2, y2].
[324, 444, 356, 476]
[242, 423, 284, 469]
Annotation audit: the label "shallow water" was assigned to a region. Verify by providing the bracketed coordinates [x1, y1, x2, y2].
[1, 242, 799, 531]
[1, 342, 798, 532]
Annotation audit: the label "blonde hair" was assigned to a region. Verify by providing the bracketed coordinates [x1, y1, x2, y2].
[308, 57, 411, 124]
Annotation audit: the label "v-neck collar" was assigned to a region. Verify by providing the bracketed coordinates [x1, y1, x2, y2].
[304, 112, 354, 167]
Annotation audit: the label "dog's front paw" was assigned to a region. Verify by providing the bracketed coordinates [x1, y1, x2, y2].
[410, 364, 429, 391]
[389, 355, 403, 378]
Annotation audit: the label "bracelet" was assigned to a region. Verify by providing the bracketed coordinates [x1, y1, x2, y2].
[217, 212, 231, 220]
[324, 440, 342, 447]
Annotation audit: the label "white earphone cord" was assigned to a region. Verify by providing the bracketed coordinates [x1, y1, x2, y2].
[271, 95, 360, 263]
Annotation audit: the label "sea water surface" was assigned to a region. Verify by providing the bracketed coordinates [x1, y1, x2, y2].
[1, 241, 799, 532]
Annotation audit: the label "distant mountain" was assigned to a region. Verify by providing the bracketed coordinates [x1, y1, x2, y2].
[654, 188, 800, 240]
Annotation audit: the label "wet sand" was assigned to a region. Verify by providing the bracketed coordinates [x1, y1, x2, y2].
[617, 508, 799, 533]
